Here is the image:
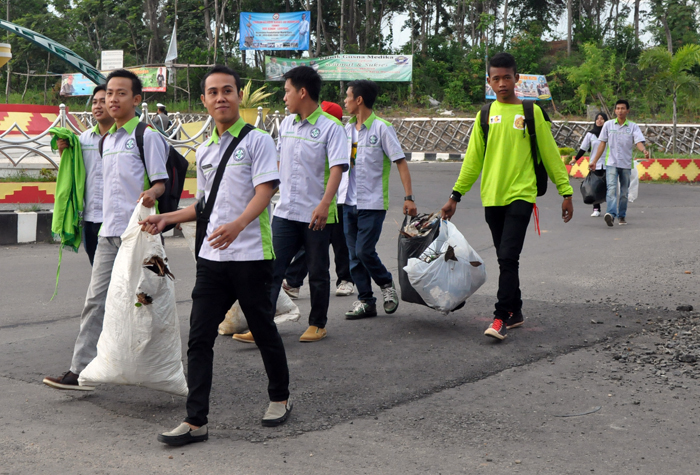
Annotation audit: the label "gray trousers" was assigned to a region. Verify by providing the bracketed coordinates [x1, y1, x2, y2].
[70, 237, 121, 374]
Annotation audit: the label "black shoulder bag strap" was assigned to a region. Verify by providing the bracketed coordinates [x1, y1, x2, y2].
[522, 101, 548, 196]
[194, 123, 255, 259]
[134, 122, 151, 186]
[480, 102, 492, 149]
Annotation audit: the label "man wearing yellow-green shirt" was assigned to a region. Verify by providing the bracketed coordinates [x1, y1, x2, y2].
[441, 52, 574, 341]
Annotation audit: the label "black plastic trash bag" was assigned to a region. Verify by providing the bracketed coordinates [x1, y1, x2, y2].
[580, 171, 607, 205]
[397, 214, 440, 305]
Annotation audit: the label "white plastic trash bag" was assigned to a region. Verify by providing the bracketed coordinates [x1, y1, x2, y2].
[79, 201, 188, 397]
[628, 163, 639, 202]
[404, 220, 487, 314]
[218, 289, 301, 335]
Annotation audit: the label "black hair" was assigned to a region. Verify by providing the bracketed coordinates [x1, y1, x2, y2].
[615, 99, 630, 110]
[105, 69, 142, 97]
[488, 52, 518, 76]
[200, 65, 243, 94]
[92, 84, 106, 96]
[347, 80, 379, 109]
[283, 65, 322, 102]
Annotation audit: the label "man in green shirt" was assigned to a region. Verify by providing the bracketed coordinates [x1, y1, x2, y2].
[441, 52, 574, 341]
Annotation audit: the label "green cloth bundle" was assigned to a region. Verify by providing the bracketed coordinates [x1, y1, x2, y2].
[49, 127, 85, 299]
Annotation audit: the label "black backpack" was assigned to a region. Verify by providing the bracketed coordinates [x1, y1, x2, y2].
[480, 101, 549, 196]
[100, 122, 189, 231]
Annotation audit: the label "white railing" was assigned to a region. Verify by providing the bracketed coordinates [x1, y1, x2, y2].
[2, 103, 698, 176]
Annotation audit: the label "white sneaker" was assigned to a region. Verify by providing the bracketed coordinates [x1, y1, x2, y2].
[335, 280, 354, 296]
[591, 210, 601, 217]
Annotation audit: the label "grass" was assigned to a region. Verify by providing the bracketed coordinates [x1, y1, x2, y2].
[0, 170, 57, 182]
[17, 204, 42, 212]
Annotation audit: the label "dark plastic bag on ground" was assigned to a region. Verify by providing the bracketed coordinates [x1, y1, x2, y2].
[398, 214, 441, 305]
[580, 171, 607, 205]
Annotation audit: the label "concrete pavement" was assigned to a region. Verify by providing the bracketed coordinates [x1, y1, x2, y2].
[1, 162, 699, 474]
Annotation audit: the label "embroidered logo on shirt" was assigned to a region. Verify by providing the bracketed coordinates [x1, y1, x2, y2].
[489, 115, 502, 124]
[234, 148, 245, 161]
[126, 138, 135, 149]
[369, 134, 378, 145]
[513, 115, 526, 130]
[310, 128, 320, 138]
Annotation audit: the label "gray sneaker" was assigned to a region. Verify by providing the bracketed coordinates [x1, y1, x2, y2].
[345, 300, 378, 320]
[157, 423, 208, 446]
[262, 400, 293, 427]
[380, 281, 399, 314]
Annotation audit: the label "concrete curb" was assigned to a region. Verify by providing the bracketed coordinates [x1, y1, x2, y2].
[405, 152, 464, 161]
[0, 210, 54, 245]
[0, 210, 182, 245]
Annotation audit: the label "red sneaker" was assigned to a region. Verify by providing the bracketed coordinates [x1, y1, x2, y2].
[484, 318, 507, 340]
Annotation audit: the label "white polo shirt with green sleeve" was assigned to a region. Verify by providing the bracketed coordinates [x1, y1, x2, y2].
[344, 112, 405, 211]
[79, 124, 104, 223]
[196, 118, 279, 262]
[274, 106, 349, 224]
[100, 116, 169, 237]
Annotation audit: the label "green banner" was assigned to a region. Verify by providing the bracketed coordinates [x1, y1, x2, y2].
[265, 54, 413, 82]
[0, 20, 105, 85]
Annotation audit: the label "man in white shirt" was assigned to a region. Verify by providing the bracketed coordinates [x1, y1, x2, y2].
[56, 84, 114, 264]
[272, 66, 349, 342]
[298, 13, 310, 50]
[140, 65, 291, 446]
[589, 99, 650, 226]
[343, 80, 417, 319]
[43, 69, 168, 391]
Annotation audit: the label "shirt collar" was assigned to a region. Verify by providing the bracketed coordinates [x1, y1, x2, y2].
[206, 117, 247, 146]
[91, 124, 100, 135]
[294, 106, 323, 125]
[615, 119, 630, 127]
[108, 116, 139, 135]
[348, 112, 376, 130]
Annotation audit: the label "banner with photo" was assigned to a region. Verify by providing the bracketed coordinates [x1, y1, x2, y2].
[60, 67, 168, 96]
[485, 74, 551, 100]
[240, 11, 310, 51]
[265, 54, 413, 82]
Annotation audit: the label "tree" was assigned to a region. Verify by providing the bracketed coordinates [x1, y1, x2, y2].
[639, 44, 700, 154]
[555, 42, 621, 117]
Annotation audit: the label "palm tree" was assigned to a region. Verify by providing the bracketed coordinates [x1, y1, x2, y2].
[639, 44, 700, 154]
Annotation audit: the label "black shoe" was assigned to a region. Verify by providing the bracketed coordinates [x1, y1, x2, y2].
[345, 301, 378, 320]
[505, 312, 524, 329]
[484, 318, 507, 340]
[42, 371, 94, 391]
[604, 213, 614, 227]
[157, 423, 208, 446]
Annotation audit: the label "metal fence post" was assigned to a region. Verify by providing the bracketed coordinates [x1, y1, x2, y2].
[141, 102, 149, 123]
[59, 103, 67, 128]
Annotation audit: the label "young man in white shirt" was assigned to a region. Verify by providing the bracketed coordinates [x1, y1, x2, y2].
[342, 80, 417, 319]
[589, 99, 650, 226]
[43, 69, 168, 390]
[272, 66, 349, 342]
[140, 65, 291, 446]
[56, 84, 114, 264]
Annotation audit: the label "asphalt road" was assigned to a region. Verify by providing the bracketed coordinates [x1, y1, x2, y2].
[1, 162, 699, 474]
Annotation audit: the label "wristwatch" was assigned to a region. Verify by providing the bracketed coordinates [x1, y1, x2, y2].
[449, 190, 462, 202]
[563, 195, 572, 200]
[404, 195, 414, 202]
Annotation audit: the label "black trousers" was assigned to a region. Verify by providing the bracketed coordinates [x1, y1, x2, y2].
[285, 224, 353, 288]
[83, 221, 102, 266]
[484, 200, 533, 320]
[271, 217, 332, 328]
[185, 258, 290, 427]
